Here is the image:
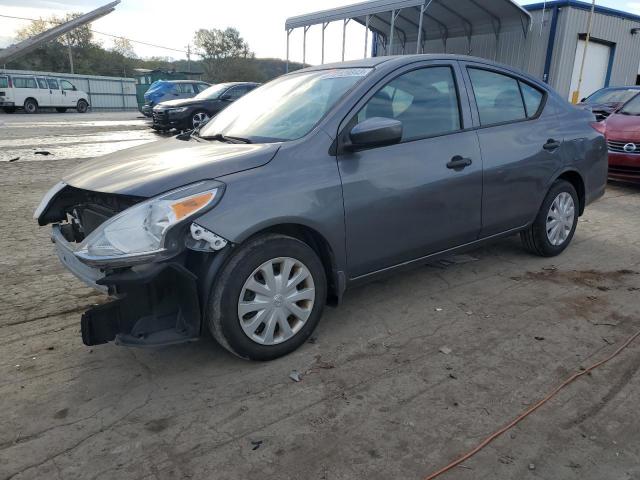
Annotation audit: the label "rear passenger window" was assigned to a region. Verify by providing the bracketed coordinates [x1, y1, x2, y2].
[357, 66, 461, 141]
[14, 77, 37, 89]
[37, 78, 48, 89]
[520, 82, 544, 117]
[47, 79, 59, 90]
[468, 69, 526, 126]
[0, 76, 8, 88]
[178, 83, 195, 94]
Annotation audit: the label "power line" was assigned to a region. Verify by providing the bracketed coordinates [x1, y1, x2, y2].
[0, 13, 189, 55]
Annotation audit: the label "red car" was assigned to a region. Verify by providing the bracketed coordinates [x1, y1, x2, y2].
[599, 95, 640, 184]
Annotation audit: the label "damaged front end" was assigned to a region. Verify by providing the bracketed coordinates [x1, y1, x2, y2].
[35, 181, 229, 347]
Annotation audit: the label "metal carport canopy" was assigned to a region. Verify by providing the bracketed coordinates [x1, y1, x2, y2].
[285, 0, 531, 45]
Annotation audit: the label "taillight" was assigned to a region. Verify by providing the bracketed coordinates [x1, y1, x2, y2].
[590, 121, 606, 136]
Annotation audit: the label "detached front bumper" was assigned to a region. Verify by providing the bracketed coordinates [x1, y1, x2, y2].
[52, 224, 204, 347]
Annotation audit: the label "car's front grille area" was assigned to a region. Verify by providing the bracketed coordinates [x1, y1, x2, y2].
[152, 111, 167, 122]
[607, 139, 640, 154]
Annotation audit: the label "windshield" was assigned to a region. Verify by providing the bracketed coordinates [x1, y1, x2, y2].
[199, 68, 371, 142]
[620, 94, 640, 115]
[195, 84, 228, 100]
[585, 88, 639, 104]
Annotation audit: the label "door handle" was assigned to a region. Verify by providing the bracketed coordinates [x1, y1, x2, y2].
[543, 139, 561, 151]
[446, 155, 472, 170]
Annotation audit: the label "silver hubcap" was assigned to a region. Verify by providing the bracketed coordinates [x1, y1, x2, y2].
[192, 112, 209, 128]
[238, 257, 315, 345]
[546, 192, 575, 246]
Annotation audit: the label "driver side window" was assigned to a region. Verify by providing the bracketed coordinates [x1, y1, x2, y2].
[357, 66, 461, 141]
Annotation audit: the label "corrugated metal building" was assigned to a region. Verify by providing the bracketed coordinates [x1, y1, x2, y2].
[286, 0, 640, 100]
[415, 1, 640, 99]
[0, 69, 137, 110]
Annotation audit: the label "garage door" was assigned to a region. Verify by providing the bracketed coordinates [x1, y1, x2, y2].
[569, 39, 611, 101]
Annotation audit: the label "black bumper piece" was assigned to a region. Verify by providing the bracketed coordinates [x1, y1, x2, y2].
[81, 263, 201, 347]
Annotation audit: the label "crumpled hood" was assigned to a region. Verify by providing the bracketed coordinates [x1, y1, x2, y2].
[63, 137, 279, 197]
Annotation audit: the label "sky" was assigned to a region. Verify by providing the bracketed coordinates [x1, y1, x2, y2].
[1, 0, 640, 66]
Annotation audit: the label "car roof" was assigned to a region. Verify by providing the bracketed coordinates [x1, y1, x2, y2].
[302, 54, 528, 70]
[163, 79, 207, 84]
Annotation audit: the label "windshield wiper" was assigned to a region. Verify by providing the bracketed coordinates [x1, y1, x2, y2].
[200, 133, 252, 144]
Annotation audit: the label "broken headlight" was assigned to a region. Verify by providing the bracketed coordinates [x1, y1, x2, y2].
[74, 181, 224, 267]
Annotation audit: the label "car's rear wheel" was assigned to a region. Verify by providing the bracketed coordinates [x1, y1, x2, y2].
[76, 99, 88, 113]
[191, 110, 210, 129]
[24, 98, 38, 114]
[207, 234, 326, 360]
[521, 179, 578, 257]
[56, 107, 67, 113]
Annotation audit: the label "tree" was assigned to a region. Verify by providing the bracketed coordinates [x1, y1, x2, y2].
[193, 28, 255, 81]
[16, 13, 93, 73]
[111, 37, 136, 59]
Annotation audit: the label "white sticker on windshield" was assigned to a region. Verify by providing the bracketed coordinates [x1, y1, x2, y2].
[317, 68, 371, 79]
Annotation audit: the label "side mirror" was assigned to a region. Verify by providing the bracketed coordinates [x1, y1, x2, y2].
[580, 98, 586, 103]
[72, 86, 77, 91]
[347, 117, 402, 150]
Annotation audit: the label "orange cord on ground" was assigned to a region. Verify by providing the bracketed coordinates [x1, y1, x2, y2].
[423, 327, 640, 480]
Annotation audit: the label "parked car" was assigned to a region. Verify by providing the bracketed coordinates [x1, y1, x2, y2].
[152, 82, 259, 131]
[595, 94, 640, 184]
[141, 80, 210, 117]
[0, 73, 89, 113]
[35, 55, 607, 360]
[578, 86, 640, 121]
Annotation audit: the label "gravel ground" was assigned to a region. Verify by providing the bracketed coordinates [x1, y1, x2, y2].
[1, 112, 639, 480]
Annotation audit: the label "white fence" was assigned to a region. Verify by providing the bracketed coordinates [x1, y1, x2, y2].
[1, 68, 137, 110]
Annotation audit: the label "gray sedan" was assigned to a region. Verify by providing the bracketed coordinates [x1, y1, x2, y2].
[35, 54, 607, 360]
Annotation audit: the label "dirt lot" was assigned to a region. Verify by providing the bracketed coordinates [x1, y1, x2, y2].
[1, 112, 639, 480]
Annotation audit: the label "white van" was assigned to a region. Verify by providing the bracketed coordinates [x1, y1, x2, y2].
[0, 74, 90, 113]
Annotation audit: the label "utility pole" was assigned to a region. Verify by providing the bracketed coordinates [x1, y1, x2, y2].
[67, 44, 74, 74]
[572, 0, 596, 104]
[186, 44, 191, 73]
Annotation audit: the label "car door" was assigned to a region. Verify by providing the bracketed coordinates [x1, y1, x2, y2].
[60, 80, 78, 107]
[336, 62, 483, 278]
[36, 77, 52, 106]
[460, 62, 563, 237]
[47, 78, 64, 106]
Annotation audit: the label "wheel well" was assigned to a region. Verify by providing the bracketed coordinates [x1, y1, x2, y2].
[24, 97, 38, 106]
[250, 224, 340, 305]
[557, 171, 585, 215]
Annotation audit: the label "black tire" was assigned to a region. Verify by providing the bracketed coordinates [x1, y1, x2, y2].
[56, 107, 67, 113]
[2, 107, 16, 113]
[520, 179, 579, 257]
[207, 234, 327, 360]
[24, 98, 38, 114]
[191, 110, 210, 129]
[76, 99, 88, 113]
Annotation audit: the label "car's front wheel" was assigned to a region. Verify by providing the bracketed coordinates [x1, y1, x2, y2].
[76, 99, 88, 113]
[521, 179, 579, 257]
[191, 110, 210, 129]
[207, 234, 327, 360]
